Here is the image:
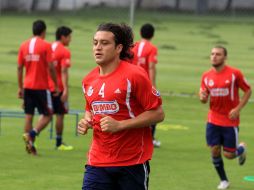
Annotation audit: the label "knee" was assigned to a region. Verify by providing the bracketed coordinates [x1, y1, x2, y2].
[223, 151, 235, 159]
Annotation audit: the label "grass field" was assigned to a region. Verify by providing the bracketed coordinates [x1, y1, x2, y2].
[0, 9, 254, 190]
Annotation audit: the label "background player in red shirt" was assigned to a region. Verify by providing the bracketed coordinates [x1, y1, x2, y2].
[199, 46, 252, 189]
[17, 20, 58, 155]
[78, 23, 165, 190]
[132, 23, 161, 147]
[48, 26, 73, 151]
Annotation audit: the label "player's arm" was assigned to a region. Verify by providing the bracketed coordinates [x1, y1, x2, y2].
[78, 111, 93, 135]
[17, 64, 24, 98]
[199, 88, 209, 104]
[229, 88, 252, 120]
[149, 61, 156, 87]
[48, 62, 59, 94]
[199, 75, 209, 104]
[61, 66, 69, 102]
[100, 106, 164, 133]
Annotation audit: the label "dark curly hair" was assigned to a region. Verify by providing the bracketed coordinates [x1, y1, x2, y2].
[97, 23, 134, 60]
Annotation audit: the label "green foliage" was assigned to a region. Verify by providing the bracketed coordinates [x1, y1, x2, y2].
[0, 10, 253, 190]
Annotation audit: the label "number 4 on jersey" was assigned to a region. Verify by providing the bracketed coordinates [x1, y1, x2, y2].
[99, 83, 105, 98]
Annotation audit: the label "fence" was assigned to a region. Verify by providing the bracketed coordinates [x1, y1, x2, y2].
[0, 109, 84, 138]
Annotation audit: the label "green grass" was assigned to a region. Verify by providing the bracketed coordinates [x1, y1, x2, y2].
[0, 9, 254, 190]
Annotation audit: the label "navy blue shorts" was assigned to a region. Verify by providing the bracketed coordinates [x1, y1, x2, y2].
[82, 162, 150, 190]
[206, 122, 239, 152]
[51, 92, 68, 114]
[24, 89, 53, 115]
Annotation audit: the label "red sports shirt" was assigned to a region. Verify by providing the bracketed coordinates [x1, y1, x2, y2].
[131, 40, 158, 77]
[82, 61, 162, 167]
[200, 65, 251, 127]
[18, 37, 52, 90]
[48, 42, 71, 92]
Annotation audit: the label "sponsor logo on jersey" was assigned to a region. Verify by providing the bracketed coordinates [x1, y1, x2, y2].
[152, 86, 160, 97]
[210, 88, 229, 97]
[208, 79, 214, 87]
[91, 101, 119, 114]
[87, 86, 94, 96]
[25, 54, 40, 62]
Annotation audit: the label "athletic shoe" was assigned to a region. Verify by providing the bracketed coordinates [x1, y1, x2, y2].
[56, 143, 73, 151]
[23, 133, 37, 155]
[238, 142, 246, 166]
[217, 180, 230, 190]
[153, 139, 161, 148]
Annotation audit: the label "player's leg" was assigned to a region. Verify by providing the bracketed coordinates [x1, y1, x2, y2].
[82, 165, 116, 190]
[117, 161, 150, 190]
[151, 123, 161, 147]
[23, 89, 36, 154]
[222, 127, 246, 165]
[27, 90, 52, 154]
[206, 123, 229, 189]
[52, 92, 73, 150]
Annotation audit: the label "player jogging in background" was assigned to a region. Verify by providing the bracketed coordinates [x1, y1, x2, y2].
[17, 20, 58, 155]
[49, 26, 73, 151]
[132, 23, 161, 147]
[78, 23, 165, 190]
[199, 46, 251, 190]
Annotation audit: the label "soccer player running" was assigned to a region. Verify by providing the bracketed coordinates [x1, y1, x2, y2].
[132, 23, 161, 147]
[48, 26, 73, 151]
[78, 23, 165, 190]
[199, 46, 252, 189]
[17, 20, 58, 155]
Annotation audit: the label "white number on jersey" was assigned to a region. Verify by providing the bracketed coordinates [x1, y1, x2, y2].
[99, 83, 105, 98]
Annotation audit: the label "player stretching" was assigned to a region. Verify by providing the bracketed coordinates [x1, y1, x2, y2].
[199, 46, 251, 189]
[78, 23, 165, 190]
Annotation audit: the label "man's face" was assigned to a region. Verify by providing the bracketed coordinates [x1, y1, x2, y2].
[93, 31, 122, 65]
[210, 48, 226, 67]
[62, 34, 71, 46]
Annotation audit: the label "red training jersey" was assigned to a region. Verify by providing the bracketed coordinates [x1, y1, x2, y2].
[200, 65, 251, 127]
[17, 37, 52, 90]
[48, 41, 71, 92]
[131, 40, 158, 77]
[82, 61, 162, 167]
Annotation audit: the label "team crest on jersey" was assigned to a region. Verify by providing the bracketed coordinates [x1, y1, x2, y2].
[152, 87, 160, 97]
[208, 79, 214, 87]
[91, 101, 119, 115]
[87, 86, 94, 97]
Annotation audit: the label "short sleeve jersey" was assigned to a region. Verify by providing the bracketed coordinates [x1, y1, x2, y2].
[17, 37, 52, 90]
[48, 42, 71, 92]
[131, 40, 158, 77]
[200, 65, 250, 127]
[82, 61, 162, 167]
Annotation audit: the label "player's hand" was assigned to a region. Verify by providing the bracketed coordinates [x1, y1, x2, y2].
[78, 118, 92, 135]
[18, 88, 24, 99]
[100, 115, 121, 133]
[199, 88, 208, 103]
[60, 91, 68, 102]
[229, 108, 240, 120]
[53, 86, 60, 97]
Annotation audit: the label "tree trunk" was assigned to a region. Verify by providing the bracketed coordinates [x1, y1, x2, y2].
[175, 0, 180, 10]
[225, 0, 233, 11]
[135, 0, 143, 9]
[30, 0, 39, 11]
[50, 0, 59, 11]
